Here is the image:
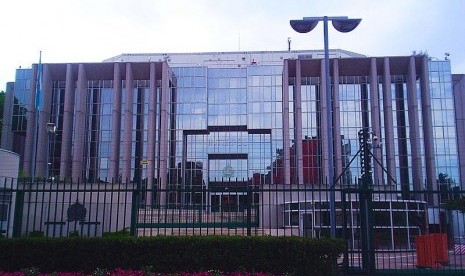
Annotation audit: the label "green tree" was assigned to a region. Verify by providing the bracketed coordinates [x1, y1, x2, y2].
[437, 172, 462, 207]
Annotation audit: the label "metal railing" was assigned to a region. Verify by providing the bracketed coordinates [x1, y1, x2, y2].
[1, 177, 465, 274]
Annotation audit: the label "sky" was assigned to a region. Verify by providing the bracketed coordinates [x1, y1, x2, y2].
[1, 0, 464, 91]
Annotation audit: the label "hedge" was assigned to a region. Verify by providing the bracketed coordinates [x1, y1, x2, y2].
[0, 236, 345, 275]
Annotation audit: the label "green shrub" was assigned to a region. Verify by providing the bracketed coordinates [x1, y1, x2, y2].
[0, 236, 344, 275]
[102, 228, 130, 238]
[68, 231, 80, 237]
[27, 231, 44, 238]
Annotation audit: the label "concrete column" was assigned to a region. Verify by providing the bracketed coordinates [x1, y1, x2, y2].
[159, 62, 170, 204]
[122, 63, 134, 182]
[320, 60, 330, 184]
[407, 56, 422, 192]
[146, 62, 157, 205]
[382, 58, 397, 186]
[35, 64, 53, 178]
[71, 64, 87, 180]
[1, 82, 14, 150]
[453, 75, 465, 188]
[282, 60, 291, 185]
[294, 60, 304, 185]
[332, 59, 342, 185]
[369, 58, 383, 185]
[419, 56, 437, 191]
[23, 65, 38, 176]
[109, 63, 122, 181]
[59, 64, 75, 179]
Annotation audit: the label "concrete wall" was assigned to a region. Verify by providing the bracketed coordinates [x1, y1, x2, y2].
[0, 149, 19, 237]
[17, 182, 134, 237]
[0, 149, 19, 179]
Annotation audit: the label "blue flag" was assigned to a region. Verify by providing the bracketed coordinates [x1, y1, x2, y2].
[35, 51, 43, 111]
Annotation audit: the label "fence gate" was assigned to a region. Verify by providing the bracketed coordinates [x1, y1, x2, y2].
[130, 187, 259, 236]
[341, 187, 465, 276]
[341, 187, 375, 275]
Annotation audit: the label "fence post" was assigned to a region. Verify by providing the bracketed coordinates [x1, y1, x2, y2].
[12, 190, 25, 238]
[130, 189, 139, 236]
[359, 185, 375, 274]
[341, 189, 349, 272]
[247, 185, 252, 236]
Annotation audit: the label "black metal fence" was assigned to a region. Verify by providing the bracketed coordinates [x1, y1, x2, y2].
[1, 177, 465, 275]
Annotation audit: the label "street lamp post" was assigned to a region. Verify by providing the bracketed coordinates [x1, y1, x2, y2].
[290, 16, 361, 238]
[46, 122, 57, 180]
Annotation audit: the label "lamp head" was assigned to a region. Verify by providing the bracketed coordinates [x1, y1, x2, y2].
[46, 122, 57, 133]
[290, 19, 319, 33]
[332, 18, 361, 33]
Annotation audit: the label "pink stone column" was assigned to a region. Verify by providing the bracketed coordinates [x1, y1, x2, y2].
[407, 56, 422, 192]
[332, 59, 342, 185]
[320, 59, 330, 184]
[59, 64, 75, 179]
[294, 60, 304, 185]
[71, 64, 87, 180]
[282, 60, 291, 185]
[146, 62, 157, 205]
[419, 55, 437, 191]
[23, 65, 38, 176]
[369, 58, 383, 185]
[122, 63, 134, 182]
[382, 58, 397, 186]
[109, 63, 122, 181]
[159, 62, 170, 205]
[35, 64, 53, 178]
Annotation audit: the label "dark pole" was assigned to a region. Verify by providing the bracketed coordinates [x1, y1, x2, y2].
[290, 16, 361, 240]
[358, 128, 375, 274]
[323, 16, 336, 239]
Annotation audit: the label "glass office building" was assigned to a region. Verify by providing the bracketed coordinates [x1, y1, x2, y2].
[1, 51, 461, 198]
[284, 57, 459, 193]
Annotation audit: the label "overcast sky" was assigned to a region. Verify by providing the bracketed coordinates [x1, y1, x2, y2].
[1, 0, 464, 91]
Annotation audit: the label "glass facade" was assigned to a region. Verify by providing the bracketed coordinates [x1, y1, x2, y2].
[12, 69, 31, 132]
[170, 66, 281, 205]
[49, 81, 65, 178]
[338, 76, 370, 185]
[283, 57, 460, 194]
[3, 53, 461, 196]
[429, 61, 459, 184]
[84, 80, 114, 182]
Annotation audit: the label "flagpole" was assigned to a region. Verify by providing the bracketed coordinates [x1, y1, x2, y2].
[31, 51, 42, 180]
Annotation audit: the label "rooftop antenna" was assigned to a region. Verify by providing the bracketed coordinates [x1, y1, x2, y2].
[238, 32, 241, 51]
[288, 37, 292, 51]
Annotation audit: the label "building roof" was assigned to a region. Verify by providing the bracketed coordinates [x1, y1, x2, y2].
[103, 49, 366, 67]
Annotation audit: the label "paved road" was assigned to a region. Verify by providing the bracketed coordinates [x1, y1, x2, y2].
[343, 250, 465, 270]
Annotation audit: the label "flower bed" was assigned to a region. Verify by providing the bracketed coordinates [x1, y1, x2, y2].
[0, 268, 278, 276]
